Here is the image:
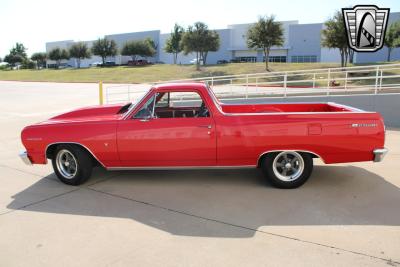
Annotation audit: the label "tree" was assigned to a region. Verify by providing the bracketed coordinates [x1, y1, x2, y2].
[181, 22, 220, 70]
[69, 42, 91, 68]
[385, 21, 400, 62]
[31, 52, 47, 69]
[4, 54, 24, 67]
[322, 11, 349, 67]
[91, 38, 118, 65]
[201, 30, 220, 65]
[145, 38, 158, 54]
[246, 15, 284, 71]
[4, 42, 28, 67]
[48, 47, 69, 68]
[121, 40, 156, 62]
[164, 23, 185, 64]
[10, 43, 28, 59]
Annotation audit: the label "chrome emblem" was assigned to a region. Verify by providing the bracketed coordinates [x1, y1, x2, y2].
[342, 5, 390, 52]
[351, 123, 377, 128]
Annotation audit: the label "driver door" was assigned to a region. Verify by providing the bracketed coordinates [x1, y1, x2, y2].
[117, 91, 216, 167]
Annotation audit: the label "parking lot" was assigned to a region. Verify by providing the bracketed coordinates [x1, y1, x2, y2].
[0, 81, 399, 266]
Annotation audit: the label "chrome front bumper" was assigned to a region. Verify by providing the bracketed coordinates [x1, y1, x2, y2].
[373, 148, 388, 162]
[19, 151, 32, 165]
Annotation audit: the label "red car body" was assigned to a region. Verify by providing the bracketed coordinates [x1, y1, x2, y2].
[21, 83, 387, 170]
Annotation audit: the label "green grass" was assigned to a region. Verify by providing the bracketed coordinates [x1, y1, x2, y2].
[0, 62, 398, 84]
[0, 63, 345, 83]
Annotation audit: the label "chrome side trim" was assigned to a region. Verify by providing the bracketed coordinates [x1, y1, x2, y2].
[19, 150, 32, 165]
[107, 165, 255, 171]
[373, 148, 388, 162]
[45, 142, 106, 168]
[219, 111, 375, 116]
[257, 150, 325, 165]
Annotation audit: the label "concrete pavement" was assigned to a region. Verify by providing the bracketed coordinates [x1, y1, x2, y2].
[0, 81, 399, 266]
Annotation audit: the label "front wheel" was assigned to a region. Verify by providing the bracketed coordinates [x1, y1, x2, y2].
[52, 144, 93, 185]
[261, 151, 313, 189]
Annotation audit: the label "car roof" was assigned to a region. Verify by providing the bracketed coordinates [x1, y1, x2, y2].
[152, 82, 208, 91]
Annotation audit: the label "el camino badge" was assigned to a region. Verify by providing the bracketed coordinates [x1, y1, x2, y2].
[351, 123, 377, 128]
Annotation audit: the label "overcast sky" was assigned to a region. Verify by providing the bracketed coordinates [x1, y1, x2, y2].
[1, 0, 398, 57]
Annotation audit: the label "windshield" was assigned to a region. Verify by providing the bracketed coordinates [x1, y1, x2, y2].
[123, 89, 151, 116]
[132, 90, 150, 105]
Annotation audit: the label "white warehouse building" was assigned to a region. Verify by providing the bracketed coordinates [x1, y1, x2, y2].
[46, 12, 400, 68]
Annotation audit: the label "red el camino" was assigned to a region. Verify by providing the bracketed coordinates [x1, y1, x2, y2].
[20, 83, 388, 188]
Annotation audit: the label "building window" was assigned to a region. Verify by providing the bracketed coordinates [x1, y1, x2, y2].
[291, 55, 318, 63]
[263, 56, 287, 63]
[235, 57, 257, 63]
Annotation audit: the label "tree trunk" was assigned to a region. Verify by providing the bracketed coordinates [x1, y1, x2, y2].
[200, 51, 204, 65]
[173, 53, 177, 64]
[349, 49, 354, 64]
[102, 56, 106, 65]
[203, 52, 208, 65]
[387, 48, 392, 62]
[264, 48, 269, 71]
[196, 51, 200, 71]
[339, 50, 344, 68]
[77, 58, 81, 68]
[344, 48, 348, 67]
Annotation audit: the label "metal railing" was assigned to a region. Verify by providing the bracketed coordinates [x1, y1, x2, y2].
[103, 84, 151, 104]
[102, 63, 400, 104]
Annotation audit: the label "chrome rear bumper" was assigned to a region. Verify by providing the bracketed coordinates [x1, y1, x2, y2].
[19, 151, 32, 165]
[373, 148, 388, 162]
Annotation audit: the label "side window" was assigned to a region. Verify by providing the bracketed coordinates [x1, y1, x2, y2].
[154, 92, 209, 118]
[169, 92, 202, 108]
[133, 95, 155, 119]
[156, 93, 169, 108]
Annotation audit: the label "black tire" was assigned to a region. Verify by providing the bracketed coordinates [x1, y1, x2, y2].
[261, 151, 313, 189]
[51, 144, 93, 185]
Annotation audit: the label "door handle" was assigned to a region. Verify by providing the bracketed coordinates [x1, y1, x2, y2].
[198, 125, 212, 129]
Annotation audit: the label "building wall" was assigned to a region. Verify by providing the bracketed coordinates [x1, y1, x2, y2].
[203, 29, 231, 64]
[159, 29, 231, 64]
[228, 20, 297, 51]
[45, 12, 400, 67]
[105, 30, 160, 64]
[355, 12, 400, 63]
[321, 48, 342, 62]
[287, 23, 323, 62]
[227, 21, 297, 62]
[45, 40, 74, 66]
[71, 40, 103, 68]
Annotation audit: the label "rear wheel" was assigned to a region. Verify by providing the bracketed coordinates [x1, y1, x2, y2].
[261, 151, 313, 189]
[52, 144, 93, 185]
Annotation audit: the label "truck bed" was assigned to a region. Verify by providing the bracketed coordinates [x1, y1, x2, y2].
[220, 102, 360, 114]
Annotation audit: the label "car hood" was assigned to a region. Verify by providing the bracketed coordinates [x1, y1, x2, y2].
[37, 103, 131, 125]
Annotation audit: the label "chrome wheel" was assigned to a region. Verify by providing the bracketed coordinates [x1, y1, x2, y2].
[56, 149, 78, 179]
[272, 151, 304, 182]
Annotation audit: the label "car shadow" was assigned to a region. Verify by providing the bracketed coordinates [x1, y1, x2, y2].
[7, 165, 400, 238]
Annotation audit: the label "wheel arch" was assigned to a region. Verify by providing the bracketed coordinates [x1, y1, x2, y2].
[45, 142, 105, 167]
[257, 150, 324, 167]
